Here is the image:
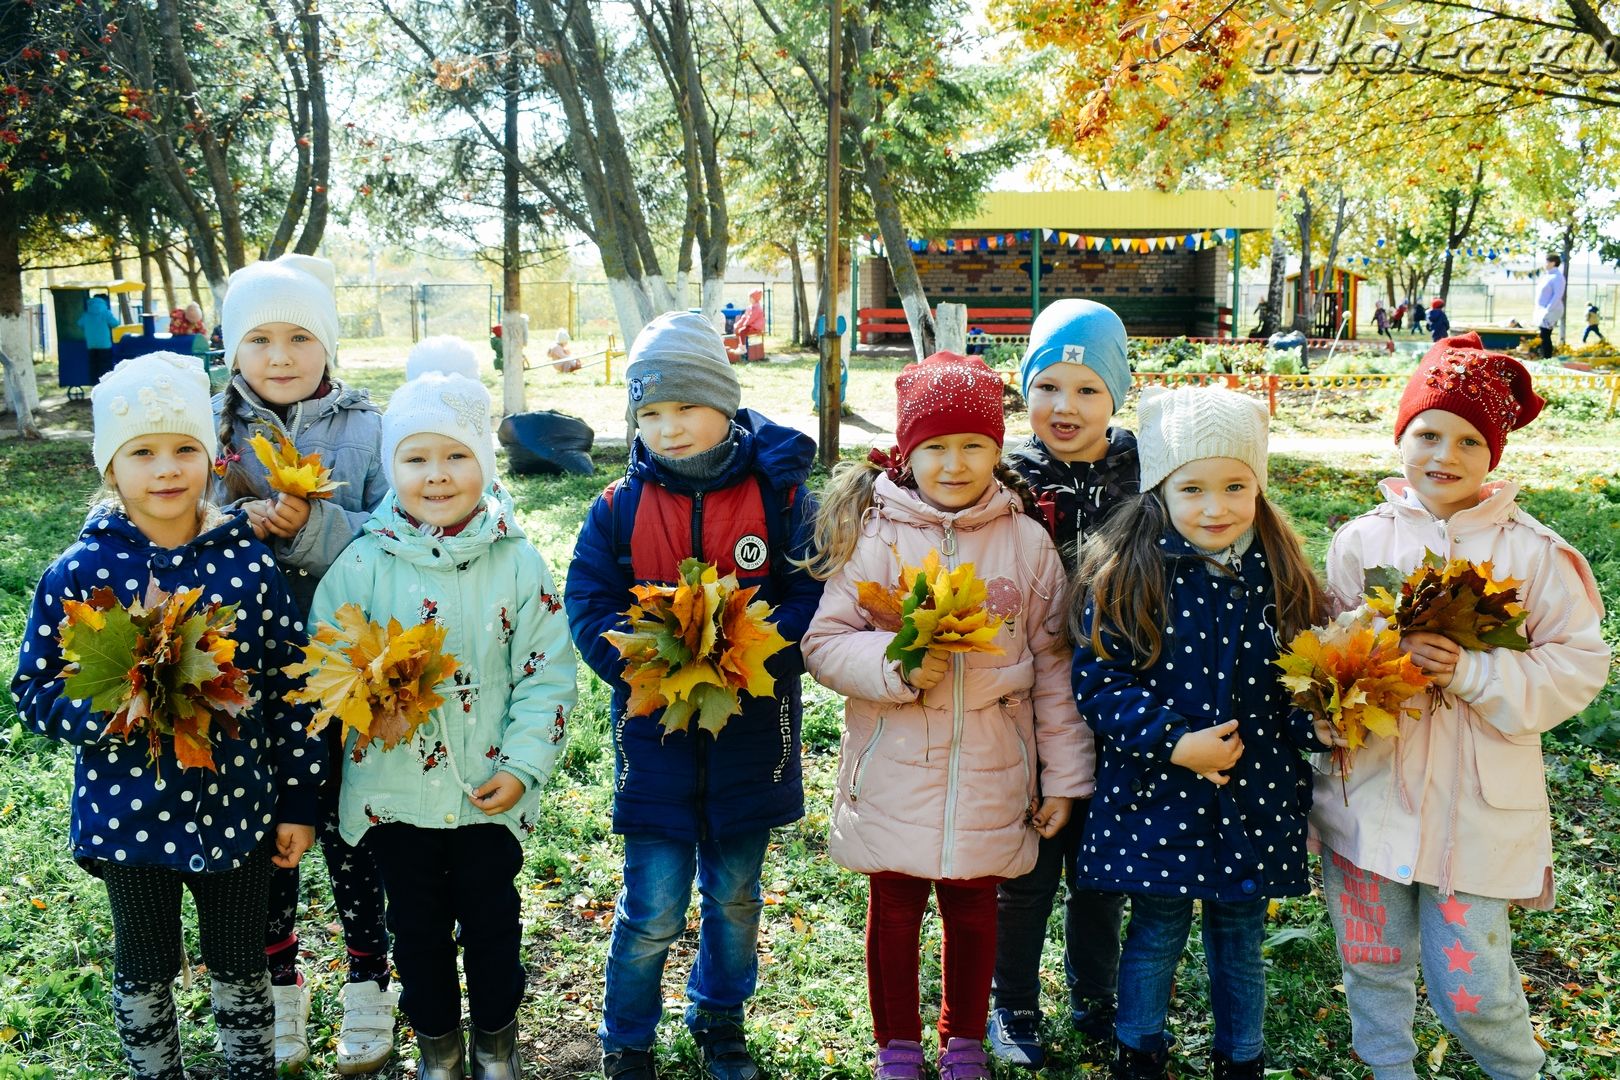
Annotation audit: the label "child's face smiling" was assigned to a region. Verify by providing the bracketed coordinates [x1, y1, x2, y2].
[634, 401, 731, 459]
[109, 433, 210, 548]
[907, 432, 1001, 512]
[1398, 409, 1490, 520]
[1026, 362, 1114, 463]
[234, 322, 327, 405]
[393, 433, 485, 526]
[1162, 457, 1259, 552]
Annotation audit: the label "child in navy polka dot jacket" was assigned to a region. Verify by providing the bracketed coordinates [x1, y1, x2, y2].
[10, 354, 325, 1080]
[1069, 386, 1332, 1080]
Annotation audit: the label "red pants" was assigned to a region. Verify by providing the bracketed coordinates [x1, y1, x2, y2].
[866, 872, 1000, 1046]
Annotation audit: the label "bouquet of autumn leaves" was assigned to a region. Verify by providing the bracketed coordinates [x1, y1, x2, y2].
[56, 583, 253, 773]
[244, 432, 344, 499]
[1275, 553, 1532, 800]
[283, 604, 459, 753]
[855, 550, 1004, 675]
[1275, 612, 1431, 801]
[602, 559, 792, 737]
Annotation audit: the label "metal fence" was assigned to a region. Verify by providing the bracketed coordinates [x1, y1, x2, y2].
[1236, 280, 1619, 338]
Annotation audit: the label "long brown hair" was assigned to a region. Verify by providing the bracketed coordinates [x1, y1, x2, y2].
[799, 455, 1039, 581]
[1072, 490, 1326, 668]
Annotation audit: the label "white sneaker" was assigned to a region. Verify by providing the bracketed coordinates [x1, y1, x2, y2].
[271, 981, 311, 1071]
[335, 980, 401, 1075]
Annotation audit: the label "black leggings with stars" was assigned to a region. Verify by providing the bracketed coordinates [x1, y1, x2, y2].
[265, 745, 390, 986]
[102, 841, 275, 1080]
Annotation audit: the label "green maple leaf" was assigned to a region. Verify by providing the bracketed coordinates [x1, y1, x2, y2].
[61, 603, 140, 713]
[691, 682, 739, 736]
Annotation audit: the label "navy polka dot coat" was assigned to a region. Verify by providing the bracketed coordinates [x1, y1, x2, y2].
[1071, 529, 1318, 902]
[10, 507, 325, 874]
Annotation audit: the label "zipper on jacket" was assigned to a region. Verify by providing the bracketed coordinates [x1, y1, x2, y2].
[849, 716, 887, 803]
[939, 523, 964, 879]
[690, 488, 709, 838]
[690, 491, 706, 561]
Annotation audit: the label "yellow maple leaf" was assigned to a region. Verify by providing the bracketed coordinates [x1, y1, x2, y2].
[284, 603, 458, 753]
[249, 432, 345, 500]
[602, 559, 792, 738]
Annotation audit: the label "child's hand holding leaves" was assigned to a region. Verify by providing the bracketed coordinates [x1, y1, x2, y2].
[903, 649, 951, 692]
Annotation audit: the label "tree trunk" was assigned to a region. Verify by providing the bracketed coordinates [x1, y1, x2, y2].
[108, 227, 133, 323]
[1294, 187, 1314, 334]
[1439, 160, 1486, 303]
[292, 0, 331, 255]
[153, 0, 246, 270]
[1264, 232, 1286, 336]
[788, 238, 811, 346]
[156, 227, 178, 311]
[1321, 191, 1349, 336]
[500, 0, 525, 417]
[1559, 223, 1575, 346]
[0, 194, 42, 433]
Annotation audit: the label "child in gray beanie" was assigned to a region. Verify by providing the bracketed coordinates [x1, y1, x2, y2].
[567, 310, 825, 1080]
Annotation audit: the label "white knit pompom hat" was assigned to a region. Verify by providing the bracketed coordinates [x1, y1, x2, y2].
[381, 372, 495, 488]
[1137, 384, 1270, 493]
[406, 335, 481, 382]
[221, 254, 341, 370]
[91, 352, 217, 473]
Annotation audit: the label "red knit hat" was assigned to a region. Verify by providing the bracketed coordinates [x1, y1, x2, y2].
[895, 351, 1006, 460]
[1395, 333, 1543, 469]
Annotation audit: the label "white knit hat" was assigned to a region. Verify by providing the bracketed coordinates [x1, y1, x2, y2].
[221, 254, 341, 370]
[1138, 384, 1270, 493]
[382, 372, 495, 488]
[91, 352, 218, 474]
[406, 335, 481, 382]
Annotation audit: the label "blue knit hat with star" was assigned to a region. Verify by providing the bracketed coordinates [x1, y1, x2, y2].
[1019, 299, 1130, 410]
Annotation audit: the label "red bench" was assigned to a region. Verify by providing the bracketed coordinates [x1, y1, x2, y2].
[859, 306, 1034, 343]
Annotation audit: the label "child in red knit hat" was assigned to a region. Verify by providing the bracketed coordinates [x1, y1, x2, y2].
[798, 352, 1093, 1080]
[1312, 333, 1610, 1080]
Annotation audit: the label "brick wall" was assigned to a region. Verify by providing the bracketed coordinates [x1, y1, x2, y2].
[863, 239, 1234, 337]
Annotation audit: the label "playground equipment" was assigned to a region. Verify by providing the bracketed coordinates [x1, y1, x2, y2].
[47, 280, 213, 397]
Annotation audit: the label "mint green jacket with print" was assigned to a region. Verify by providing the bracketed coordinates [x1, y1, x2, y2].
[310, 485, 577, 845]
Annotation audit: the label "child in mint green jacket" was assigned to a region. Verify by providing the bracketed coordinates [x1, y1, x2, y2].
[310, 368, 576, 1080]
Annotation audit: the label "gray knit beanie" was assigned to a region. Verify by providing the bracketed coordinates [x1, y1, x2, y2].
[624, 312, 741, 426]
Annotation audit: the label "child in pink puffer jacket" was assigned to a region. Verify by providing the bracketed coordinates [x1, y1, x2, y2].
[800, 352, 1091, 1080]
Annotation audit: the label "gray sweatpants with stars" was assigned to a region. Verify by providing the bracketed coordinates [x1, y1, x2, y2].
[1321, 849, 1543, 1080]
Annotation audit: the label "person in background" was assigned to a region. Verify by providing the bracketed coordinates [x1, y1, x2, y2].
[77, 294, 121, 380]
[169, 301, 208, 336]
[1532, 253, 1566, 360]
[731, 289, 767, 361]
[1427, 299, 1450, 342]
[1583, 302, 1604, 344]
[549, 329, 582, 372]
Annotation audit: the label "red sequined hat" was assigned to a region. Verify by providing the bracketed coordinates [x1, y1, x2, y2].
[894, 351, 1006, 460]
[1395, 333, 1544, 469]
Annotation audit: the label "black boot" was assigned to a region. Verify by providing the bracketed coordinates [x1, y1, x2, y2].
[693, 1022, 761, 1080]
[416, 1028, 466, 1080]
[603, 1048, 658, 1080]
[471, 1020, 521, 1080]
[1109, 1039, 1170, 1080]
[1212, 1052, 1265, 1079]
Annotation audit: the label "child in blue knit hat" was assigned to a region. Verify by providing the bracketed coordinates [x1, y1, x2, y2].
[989, 298, 1138, 1067]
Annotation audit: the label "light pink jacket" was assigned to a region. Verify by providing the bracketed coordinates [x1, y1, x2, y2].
[1310, 479, 1609, 908]
[801, 475, 1092, 882]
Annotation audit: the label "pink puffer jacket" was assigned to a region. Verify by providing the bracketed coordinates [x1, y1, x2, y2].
[1310, 479, 1610, 908]
[801, 475, 1092, 882]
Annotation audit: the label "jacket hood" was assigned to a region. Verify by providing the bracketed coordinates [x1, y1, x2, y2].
[626, 407, 815, 496]
[1008, 428, 1138, 483]
[221, 373, 377, 427]
[83, 501, 249, 554]
[870, 472, 1023, 533]
[1378, 477, 1519, 527]
[362, 483, 528, 569]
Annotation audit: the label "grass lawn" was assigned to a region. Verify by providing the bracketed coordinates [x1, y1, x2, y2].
[0, 349, 1617, 1079]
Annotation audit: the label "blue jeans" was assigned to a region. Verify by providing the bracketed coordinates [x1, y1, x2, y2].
[1115, 893, 1268, 1062]
[599, 831, 770, 1053]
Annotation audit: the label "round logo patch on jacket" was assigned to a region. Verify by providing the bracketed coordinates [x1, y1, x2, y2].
[733, 533, 768, 571]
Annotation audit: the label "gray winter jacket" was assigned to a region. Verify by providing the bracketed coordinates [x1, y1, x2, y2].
[211, 375, 388, 612]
